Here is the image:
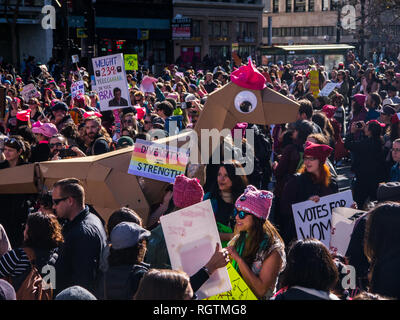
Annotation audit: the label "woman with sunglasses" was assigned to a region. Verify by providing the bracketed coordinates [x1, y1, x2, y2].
[28, 98, 44, 123]
[0, 135, 30, 169]
[279, 142, 338, 247]
[226, 185, 285, 300]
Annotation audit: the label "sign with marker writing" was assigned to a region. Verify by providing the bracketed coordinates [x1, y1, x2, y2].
[128, 139, 189, 183]
[71, 80, 85, 99]
[319, 82, 338, 97]
[205, 263, 258, 300]
[292, 190, 353, 248]
[329, 207, 366, 256]
[161, 200, 231, 300]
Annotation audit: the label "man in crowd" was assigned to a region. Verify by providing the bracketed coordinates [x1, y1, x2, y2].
[85, 116, 111, 156]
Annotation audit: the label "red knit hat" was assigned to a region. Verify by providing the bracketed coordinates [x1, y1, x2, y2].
[16, 109, 31, 122]
[173, 175, 204, 209]
[235, 185, 274, 220]
[322, 105, 337, 119]
[304, 141, 333, 164]
[230, 58, 266, 90]
[353, 94, 367, 106]
[367, 119, 385, 128]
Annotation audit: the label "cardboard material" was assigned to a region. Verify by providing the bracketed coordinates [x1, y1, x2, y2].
[0, 163, 38, 194]
[161, 200, 231, 300]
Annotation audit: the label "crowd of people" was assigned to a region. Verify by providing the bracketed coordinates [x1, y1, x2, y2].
[1, 52, 400, 301]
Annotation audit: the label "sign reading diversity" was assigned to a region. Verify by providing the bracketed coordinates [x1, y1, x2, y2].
[161, 200, 231, 300]
[128, 139, 189, 183]
[292, 190, 354, 248]
[205, 263, 258, 300]
[92, 53, 131, 111]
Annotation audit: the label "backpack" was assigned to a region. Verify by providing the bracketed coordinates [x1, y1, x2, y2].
[15, 248, 53, 300]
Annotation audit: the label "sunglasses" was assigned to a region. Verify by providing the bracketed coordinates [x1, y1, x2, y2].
[124, 120, 133, 124]
[49, 142, 64, 148]
[303, 156, 318, 162]
[52, 197, 68, 205]
[392, 148, 400, 153]
[233, 208, 251, 220]
[4, 138, 22, 150]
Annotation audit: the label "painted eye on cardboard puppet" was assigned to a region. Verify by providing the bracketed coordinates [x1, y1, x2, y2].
[234, 91, 257, 114]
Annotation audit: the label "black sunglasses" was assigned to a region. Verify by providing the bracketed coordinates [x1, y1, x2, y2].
[4, 138, 22, 150]
[233, 208, 251, 220]
[52, 197, 68, 205]
[49, 142, 64, 149]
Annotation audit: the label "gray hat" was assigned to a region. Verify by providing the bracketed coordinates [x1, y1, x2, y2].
[110, 222, 151, 250]
[377, 182, 400, 202]
[55, 286, 97, 300]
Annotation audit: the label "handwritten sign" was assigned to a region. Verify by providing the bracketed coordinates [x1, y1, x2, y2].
[292, 59, 310, 71]
[329, 207, 366, 256]
[205, 263, 258, 300]
[319, 82, 338, 97]
[124, 54, 138, 71]
[128, 139, 189, 183]
[139, 76, 158, 93]
[292, 190, 354, 248]
[309, 70, 320, 98]
[92, 53, 131, 111]
[71, 80, 85, 99]
[161, 200, 231, 300]
[21, 84, 39, 102]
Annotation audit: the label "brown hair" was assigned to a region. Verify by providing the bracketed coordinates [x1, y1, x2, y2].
[134, 269, 192, 300]
[53, 178, 85, 207]
[23, 212, 64, 250]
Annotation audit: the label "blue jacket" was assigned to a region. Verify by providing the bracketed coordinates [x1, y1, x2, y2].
[390, 163, 400, 182]
[165, 115, 183, 135]
[55, 206, 107, 294]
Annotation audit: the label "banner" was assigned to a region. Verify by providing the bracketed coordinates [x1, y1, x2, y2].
[92, 53, 131, 111]
[319, 82, 338, 97]
[160, 200, 231, 300]
[71, 80, 85, 99]
[329, 207, 366, 256]
[292, 59, 310, 71]
[309, 70, 320, 98]
[124, 54, 138, 71]
[21, 84, 40, 102]
[205, 263, 258, 300]
[292, 190, 354, 248]
[172, 16, 192, 39]
[128, 139, 189, 183]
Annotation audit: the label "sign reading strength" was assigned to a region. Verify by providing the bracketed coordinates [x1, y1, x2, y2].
[128, 139, 189, 183]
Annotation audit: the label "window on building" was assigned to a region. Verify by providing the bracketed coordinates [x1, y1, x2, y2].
[192, 20, 201, 37]
[322, 0, 329, 11]
[286, 0, 292, 12]
[221, 21, 228, 37]
[294, 0, 306, 12]
[308, 0, 314, 11]
[273, 0, 279, 13]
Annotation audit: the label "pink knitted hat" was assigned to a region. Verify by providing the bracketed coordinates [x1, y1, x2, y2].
[173, 175, 204, 209]
[230, 58, 266, 91]
[235, 185, 274, 220]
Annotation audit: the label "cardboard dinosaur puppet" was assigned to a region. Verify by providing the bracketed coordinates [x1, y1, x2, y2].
[0, 59, 299, 226]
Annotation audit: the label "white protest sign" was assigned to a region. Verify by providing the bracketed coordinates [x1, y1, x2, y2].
[329, 207, 366, 256]
[72, 55, 79, 64]
[92, 53, 131, 111]
[71, 80, 85, 99]
[292, 190, 354, 248]
[21, 84, 39, 102]
[319, 82, 338, 97]
[160, 200, 231, 300]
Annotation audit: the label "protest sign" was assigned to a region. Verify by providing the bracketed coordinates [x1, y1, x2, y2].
[139, 76, 158, 93]
[292, 190, 353, 248]
[21, 84, 39, 102]
[128, 139, 189, 183]
[309, 70, 320, 98]
[124, 54, 138, 71]
[329, 207, 366, 256]
[72, 55, 79, 64]
[71, 80, 85, 99]
[319, 82, 338, 97]
[160, 200, 231, 300]
[205, 263, 258, 300]
[292, 59, 310, 71]
[92, 53, 131, 111]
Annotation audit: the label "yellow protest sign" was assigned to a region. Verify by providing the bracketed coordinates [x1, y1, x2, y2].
[204, 263, 258, 300]
[310, 70, 320, 98]
[124, 54, 138, 71]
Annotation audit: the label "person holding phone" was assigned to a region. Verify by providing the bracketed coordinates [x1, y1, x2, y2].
[48, 134, 86, 160]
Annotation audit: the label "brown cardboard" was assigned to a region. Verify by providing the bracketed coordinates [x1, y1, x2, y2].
[0, 163, 38, 194]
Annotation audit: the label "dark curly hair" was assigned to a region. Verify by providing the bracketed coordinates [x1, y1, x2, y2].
[23, 212, 64, 250]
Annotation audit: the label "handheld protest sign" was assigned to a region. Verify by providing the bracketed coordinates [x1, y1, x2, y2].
[124, 54, 138, 71]
[319, 82, 338, 97]
[329, 207, 366, 256]
[161, 200, 231, 300]
[21, 84, 39, 103]
[292, 190, 354, 248]
[71, 80, 85, 99]
[92, 53, 131, 111]
[309, 70, 320, 98]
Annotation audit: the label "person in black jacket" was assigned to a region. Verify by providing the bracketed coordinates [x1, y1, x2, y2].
[364, 202, 400, 300]
[344, 120, 386, 209]
[52, 178, 107, 295]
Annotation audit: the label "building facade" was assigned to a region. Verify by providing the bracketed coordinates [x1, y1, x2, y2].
[172, 0, 264, 69]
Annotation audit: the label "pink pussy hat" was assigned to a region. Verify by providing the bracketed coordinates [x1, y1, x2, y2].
[173, 175, 204, 209]
[235, 185, 274, 220]
[230, 58, 266, 91]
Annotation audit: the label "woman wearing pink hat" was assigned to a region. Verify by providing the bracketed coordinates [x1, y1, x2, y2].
[226, 185, 286, 300]
[279, 141, 338, 246]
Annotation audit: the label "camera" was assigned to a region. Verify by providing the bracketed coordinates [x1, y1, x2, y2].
[59, 148, 77, 158]
[356, 122, 363, 129]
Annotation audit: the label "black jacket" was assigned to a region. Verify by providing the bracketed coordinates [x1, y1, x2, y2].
[55, 206, 107, 294]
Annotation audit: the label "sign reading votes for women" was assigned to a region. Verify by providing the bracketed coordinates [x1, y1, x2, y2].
[292, 190, 353, 248]
[92, 53, 131, 111]
[128, 139, 189, 183]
